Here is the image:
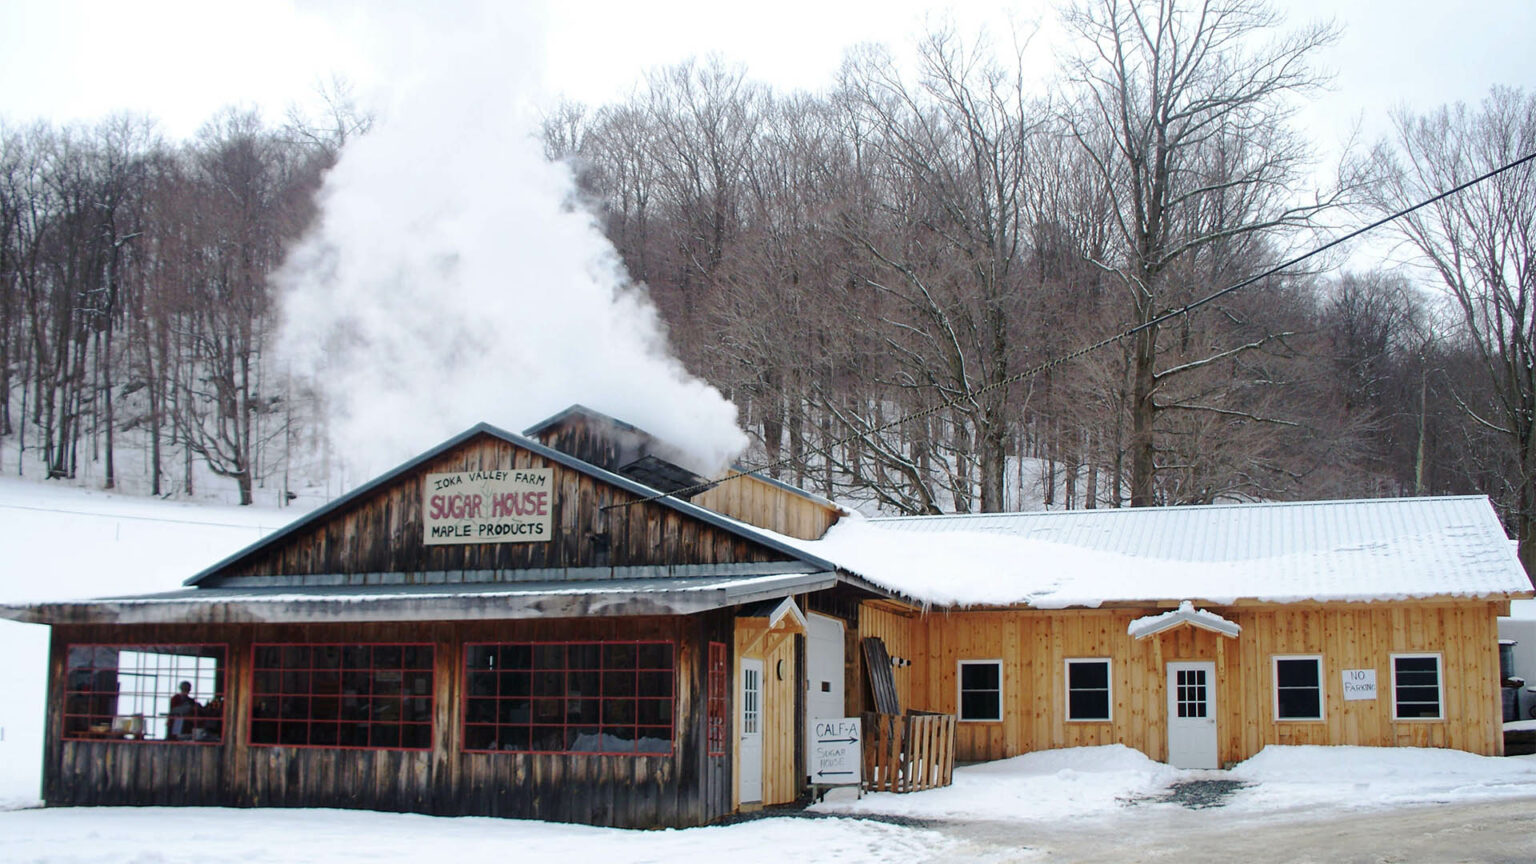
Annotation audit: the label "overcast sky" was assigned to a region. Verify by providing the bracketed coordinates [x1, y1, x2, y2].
[1, 0, 1531, 148]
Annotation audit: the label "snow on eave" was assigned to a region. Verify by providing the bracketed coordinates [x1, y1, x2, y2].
[1128, 601, 1241, 639]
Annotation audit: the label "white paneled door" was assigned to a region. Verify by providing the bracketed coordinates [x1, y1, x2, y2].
[1166, 661, 1218, 769]
[739, 658, 764, 803]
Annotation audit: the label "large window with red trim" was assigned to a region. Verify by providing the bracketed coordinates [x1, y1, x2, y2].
[707, 642, 727, 756]
[63, 644, 226, 743]
[464, 641, 675, 755]
[250, 643, 434, 750]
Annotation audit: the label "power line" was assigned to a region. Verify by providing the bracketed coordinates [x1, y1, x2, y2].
[0, 501, 280, 531]
[605, 148, 1536, 512]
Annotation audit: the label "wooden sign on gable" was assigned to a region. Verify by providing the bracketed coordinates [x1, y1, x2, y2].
[423, 469, 553, 545]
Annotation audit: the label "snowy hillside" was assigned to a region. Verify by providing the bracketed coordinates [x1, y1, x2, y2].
[0, 477, 302, 806]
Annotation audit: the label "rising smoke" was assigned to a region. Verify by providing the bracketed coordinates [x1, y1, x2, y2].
[273, 4, 747, 481]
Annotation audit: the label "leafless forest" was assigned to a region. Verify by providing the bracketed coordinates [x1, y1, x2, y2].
[0, 2, 1532, 571]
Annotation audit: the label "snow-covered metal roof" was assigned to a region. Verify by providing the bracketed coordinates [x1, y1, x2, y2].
[793, 496, 1532, 608]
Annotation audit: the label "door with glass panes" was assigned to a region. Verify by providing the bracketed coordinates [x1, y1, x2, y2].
[1166, 661, 1218, 768]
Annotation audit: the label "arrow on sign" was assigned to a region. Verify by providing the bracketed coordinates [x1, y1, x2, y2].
[817, 737, 858, 744]
[815, 770, 855, 779]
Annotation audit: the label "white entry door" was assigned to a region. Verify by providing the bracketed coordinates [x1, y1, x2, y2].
[739, 658, 764, 803]
[1166, 661, 1218, 769]
[805, 614, 846, 779]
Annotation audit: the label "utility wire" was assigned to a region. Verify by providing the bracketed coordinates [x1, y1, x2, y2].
[0, 501, 281, 531]
[604, 149, 1536, 512]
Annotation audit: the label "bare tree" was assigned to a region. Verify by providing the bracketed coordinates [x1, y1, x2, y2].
[283, 75, 374, 161]
[831, 26, 1044, 512]
[1061, 0, 1339, 505]
[174, 110, 314, 504]
[1369, 87, 1536, 577]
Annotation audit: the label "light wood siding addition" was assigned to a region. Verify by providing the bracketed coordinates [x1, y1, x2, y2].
[881, 601, 1505, 766]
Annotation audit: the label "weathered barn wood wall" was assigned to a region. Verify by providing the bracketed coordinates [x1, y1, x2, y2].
[528, 412, 661, 477]
[886, 601, 1505, 765]
[208, 435, 792, 582]
[692, 475, 841, 541]
[45, 614, 733, 828]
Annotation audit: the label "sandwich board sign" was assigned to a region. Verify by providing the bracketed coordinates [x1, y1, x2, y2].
[811, 717, 862, 786]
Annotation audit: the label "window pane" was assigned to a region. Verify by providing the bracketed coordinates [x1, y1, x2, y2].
[1394, 656, 1441, 718]
[401, 646, 432, 670]
[1069, 689, 1110, 720]
[637, 699, 672, 726]
[601, 699, 635, 725]
[602, 643, 636, 670]
[1066, 661, 1111, 720]
[568, 644, 601, 670]
[500, 645, 532, 670]
[961, 690, 1000, 721]
[533, 644, 564, 669]
[1276, 659, 1319, 689]
[464, 724, 498, 751]
[1277, 688, 1321, 718]
[314, 646, 343, 669]
[637, 643, 671, 669]
[603, 670, 637, 698]
[1069, 661, 1109, 690]
[568, 669, 601, 697]
[961, 663, 1000, 691]
[373, 645, 402, 669]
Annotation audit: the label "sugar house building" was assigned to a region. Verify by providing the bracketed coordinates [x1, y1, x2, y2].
[4, 404, 1531, 828]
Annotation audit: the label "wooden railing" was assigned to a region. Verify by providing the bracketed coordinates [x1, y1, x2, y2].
[862, 710, 956, 793]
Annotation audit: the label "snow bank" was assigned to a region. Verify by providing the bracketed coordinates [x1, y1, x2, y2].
[817, 744, 1536, 824]
[1226, 745, 1536, 812]
[812, 744, 1181, 822]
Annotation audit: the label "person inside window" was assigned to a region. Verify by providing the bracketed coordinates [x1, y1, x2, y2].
[168, 681, 201, 739]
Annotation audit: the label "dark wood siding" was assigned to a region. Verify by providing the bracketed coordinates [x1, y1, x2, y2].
[209, 435, 791, 582]
[46, 615, 734, 828]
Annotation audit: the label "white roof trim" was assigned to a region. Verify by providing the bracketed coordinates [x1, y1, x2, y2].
[763, 595, 808, 631]
[1128, 601, 1242, 640]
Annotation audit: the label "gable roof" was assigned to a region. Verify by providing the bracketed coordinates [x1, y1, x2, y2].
[793, 496, 1533, 608]
[522, 403, 649, 440]
[185, 422, 838, 586]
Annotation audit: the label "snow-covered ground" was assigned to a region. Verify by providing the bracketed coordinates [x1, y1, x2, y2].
[4, 744, 1536, 863]
[0, 806, 953, 864]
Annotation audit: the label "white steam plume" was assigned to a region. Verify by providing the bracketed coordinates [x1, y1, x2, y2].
[274, 4, 747, 480]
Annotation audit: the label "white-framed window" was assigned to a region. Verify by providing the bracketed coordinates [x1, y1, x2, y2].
[1391, 653, 1443, 720]
[1272, 655, 1324, 721]
[1064, 658, 1112, 721]
[957, 660, 1002, 722]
